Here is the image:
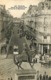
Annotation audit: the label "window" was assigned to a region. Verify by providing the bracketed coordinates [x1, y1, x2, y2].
[44, 26, 47, 32]
[44, 36, 47, 39]
[41, 3, 44, 9]
[48, 5, 51, 9]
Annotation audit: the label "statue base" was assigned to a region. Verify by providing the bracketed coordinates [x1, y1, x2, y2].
[15, 69, 36, 80]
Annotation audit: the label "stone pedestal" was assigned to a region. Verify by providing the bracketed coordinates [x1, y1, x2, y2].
[15, 69, 36, 80]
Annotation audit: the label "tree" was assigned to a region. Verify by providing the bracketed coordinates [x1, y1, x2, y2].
[5, 21, 14, 41]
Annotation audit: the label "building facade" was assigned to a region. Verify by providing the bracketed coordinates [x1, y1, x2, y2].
[21, 0, 51, 55]
[36, 0, 51, 54]
[0, 5, 14, 52]
[0, 5, 5, 41]
[21, 5, 38, 31]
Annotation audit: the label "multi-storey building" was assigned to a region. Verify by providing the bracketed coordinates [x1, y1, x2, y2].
[36, 0, 51, 54]
[0, 5, 5, 41]
[22, 0, 51, 55]
[21, 5, 38, 30]
[0, 5, 14, 52]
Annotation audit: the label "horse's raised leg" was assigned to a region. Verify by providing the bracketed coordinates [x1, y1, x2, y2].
[31, 59, 35, 68]
[18, 62, 24, 70]
[29, 62, 33, 69]
[1, 47, 3, 54]
[6, 52, 9, 58]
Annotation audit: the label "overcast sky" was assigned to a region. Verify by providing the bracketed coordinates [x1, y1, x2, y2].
[0, 0, 43, 17]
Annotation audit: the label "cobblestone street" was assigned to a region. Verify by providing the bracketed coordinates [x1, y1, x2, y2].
[0, 54, 17, 80]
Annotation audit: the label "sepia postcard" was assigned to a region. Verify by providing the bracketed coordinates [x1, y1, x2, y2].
[0, 0, 51, 80]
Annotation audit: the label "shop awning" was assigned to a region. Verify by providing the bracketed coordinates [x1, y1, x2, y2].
[33, 39, 51, 45]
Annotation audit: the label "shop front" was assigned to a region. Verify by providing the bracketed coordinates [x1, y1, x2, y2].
[38, 43, 51, 55]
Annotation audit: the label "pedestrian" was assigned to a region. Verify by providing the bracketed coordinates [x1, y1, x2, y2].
[40, 74, 43, 80]
[40, 55, 42, 61]
[49, 76, 51, 80]
[8, 78, 10, 80]
[46, 75, 49, 80]
[11, 77, 13, 80]
[43, 72, 47, 80]
[37, 71, 40, 80]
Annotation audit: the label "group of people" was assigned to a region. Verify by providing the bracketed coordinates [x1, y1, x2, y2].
[36, 71, 51, 80]
[32, 53, 50, 63]
[40, 54, 49, 61]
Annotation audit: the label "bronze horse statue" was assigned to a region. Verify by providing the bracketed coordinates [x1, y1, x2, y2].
[13, 45, 36, 69]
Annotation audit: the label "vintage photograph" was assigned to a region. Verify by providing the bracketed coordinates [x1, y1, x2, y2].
[0, 0, 51, 80]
